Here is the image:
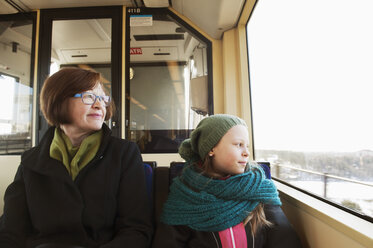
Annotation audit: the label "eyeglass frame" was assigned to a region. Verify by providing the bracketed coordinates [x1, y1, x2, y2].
[73, 92, 111, 107]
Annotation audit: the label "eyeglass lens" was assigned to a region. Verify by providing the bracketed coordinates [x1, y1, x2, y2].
[82, 93, 110, 106]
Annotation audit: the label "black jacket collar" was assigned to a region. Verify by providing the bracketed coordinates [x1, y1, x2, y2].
[21, 123, 112, 180]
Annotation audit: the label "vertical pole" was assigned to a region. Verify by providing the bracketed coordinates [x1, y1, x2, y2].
[323, 173, 328, 198]
[275, 162, 280, 178]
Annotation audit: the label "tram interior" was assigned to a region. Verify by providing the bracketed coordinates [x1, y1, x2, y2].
[0, 0, 372, 247]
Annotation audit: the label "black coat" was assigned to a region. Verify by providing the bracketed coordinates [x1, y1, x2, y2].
[0, 125, 153, 248]
[152, 205, 302, 248]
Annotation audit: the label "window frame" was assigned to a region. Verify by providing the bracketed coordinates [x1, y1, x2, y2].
[37, 6, 123, 142]
[0, 12, 37, 155]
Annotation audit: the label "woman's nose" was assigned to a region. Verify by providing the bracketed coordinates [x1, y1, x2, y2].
[92, 98, 103, 109]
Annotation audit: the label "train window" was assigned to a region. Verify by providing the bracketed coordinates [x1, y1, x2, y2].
[247, 0, 373, 219]
[0, 14, 35, 155]
[51, 18, 113, 128]
[37, 7, 122, 141]
[126, 8, 212, 153]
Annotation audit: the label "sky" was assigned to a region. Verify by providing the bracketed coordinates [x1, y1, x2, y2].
[0, 75, 15, 120]
[0, 75, 32, 134]
[246, 0, 373, 152]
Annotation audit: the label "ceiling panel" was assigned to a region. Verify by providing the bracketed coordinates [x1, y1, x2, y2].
[0, 0, 246, 40]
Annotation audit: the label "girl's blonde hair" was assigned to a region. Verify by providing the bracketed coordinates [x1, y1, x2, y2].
[199, 155, 272, 236]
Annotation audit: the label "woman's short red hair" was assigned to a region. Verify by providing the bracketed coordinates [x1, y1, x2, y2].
[40, 67, 115, 126]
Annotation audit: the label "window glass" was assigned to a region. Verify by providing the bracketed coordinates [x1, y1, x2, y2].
[128, 9, 211, 153]
[51, 18, 113, 127]
[247, 0, 373, 218]
[0, 18, 33, 154]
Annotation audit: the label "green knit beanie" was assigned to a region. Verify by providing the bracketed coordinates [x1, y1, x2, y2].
[179, 114, 247, 161]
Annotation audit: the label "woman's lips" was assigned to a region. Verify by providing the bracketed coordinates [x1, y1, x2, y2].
[88, 113, 102, 118]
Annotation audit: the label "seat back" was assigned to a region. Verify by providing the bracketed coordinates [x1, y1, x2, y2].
[257, 161, 271, 179]
[169, 161, 185, 180]
[144, 161, 157, 170]
[143, 163, 154, 201]
[153, 166, 169, 224]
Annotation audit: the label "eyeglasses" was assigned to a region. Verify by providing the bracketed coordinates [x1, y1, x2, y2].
[73, 92, 111, 107]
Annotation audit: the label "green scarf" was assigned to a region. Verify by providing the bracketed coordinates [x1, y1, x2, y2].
[161, 164, 281, 232]
[50, 128, 102, 180]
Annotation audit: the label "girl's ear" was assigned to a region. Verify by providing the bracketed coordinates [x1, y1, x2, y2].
[208, 149, 215, 157]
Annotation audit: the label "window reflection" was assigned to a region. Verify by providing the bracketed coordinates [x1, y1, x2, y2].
[128, 10, 210, 153]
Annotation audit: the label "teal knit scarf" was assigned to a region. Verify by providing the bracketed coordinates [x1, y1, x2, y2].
[161, 164, 281, 232]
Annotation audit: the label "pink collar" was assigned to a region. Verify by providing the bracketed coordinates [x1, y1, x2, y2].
[218, 222, 247, 248]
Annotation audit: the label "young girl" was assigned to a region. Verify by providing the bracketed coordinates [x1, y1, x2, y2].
[152, 114, 301, 248]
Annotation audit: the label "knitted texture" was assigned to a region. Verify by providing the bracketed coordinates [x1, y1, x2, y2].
[161, 164, 281, 232]
[50, 128, 102, 180]
[178, 114, 247, 161]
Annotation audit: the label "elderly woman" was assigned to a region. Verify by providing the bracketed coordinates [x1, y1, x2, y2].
[0, 68, 152, 248]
